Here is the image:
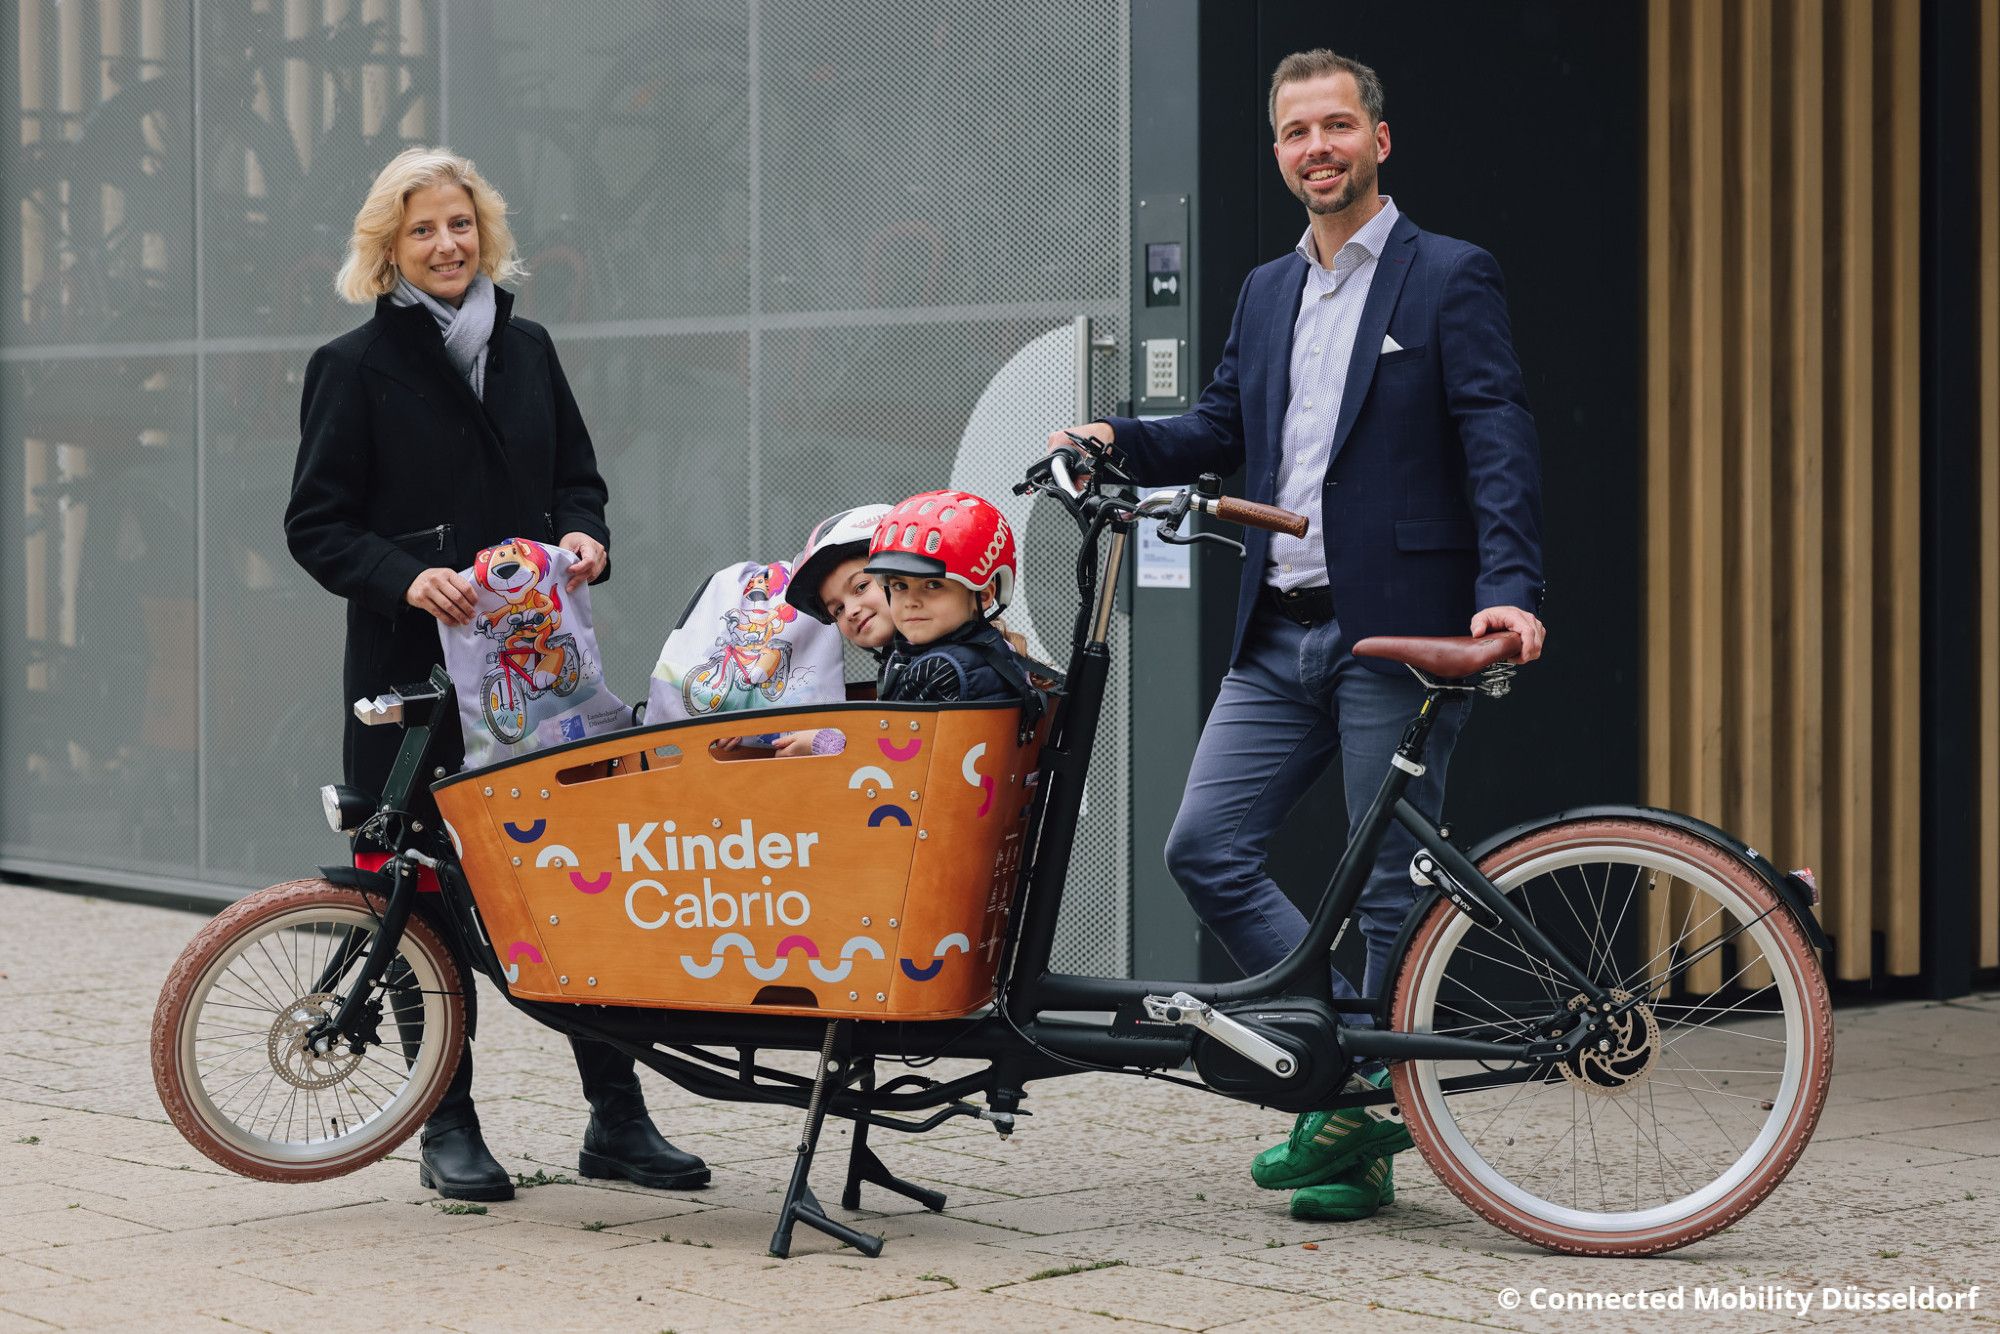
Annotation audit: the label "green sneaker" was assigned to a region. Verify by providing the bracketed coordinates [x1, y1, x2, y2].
[1250, 1068, 1410, 1191]
[1290, 1154, 1395, 1221]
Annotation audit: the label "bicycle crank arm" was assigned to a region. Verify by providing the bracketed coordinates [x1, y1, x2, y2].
[1142, 992, 1297, 1079]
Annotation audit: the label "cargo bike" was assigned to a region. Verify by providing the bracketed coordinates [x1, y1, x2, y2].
[153, 445, 1835, 1258]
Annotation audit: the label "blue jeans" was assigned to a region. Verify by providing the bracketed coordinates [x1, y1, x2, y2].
[1164, 600, 1467, 1014]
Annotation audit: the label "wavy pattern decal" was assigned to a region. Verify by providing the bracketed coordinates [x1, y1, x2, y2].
[672, 933, 889, 984]
[679, 932, 792, 982]
[899, 932, 972, 981]
[807, 935, 886, 982]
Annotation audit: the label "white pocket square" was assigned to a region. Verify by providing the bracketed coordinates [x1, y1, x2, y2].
[1381, 334, 1404, 353]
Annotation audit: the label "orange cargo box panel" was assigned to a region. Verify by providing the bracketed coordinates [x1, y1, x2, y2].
[433, 702, 1042, 1020]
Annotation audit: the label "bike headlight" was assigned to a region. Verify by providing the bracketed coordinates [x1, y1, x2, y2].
[319, 784, 374, 834]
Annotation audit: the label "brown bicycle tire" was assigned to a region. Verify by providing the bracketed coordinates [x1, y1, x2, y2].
[151, 878, 466, 1183]
[1388, 817, 1834, 1256]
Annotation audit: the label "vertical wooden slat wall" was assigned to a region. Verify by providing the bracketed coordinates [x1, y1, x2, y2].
[1981, 0, 2000, 973]
[1645, 0, 1928, 984]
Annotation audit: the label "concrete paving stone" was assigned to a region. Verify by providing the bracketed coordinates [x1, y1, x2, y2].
[0, 1259, 73, 1298]
[947, 1177, 1222, 1236]
[470, 1181, 709, 1231]
[998, 1261, 1325, 1329]
[1828, 1066, 2000, 1103]
[0, 1313, 59, 1334]
[236, 1199, 506, 1251]
[444, 1218, 658, 1264]
[2, 1206, 162, 1249]
[1169, 1243, 1429, 1296]
[1206, 1296, 1521, 1331]
[715, 1287, 1141, 1333]
[0, 1266, 301, 1329]
[637, 1249, 952, 1313]
[1812, 1092, 2000, 1141]
[983, 1219, 1282, 1268]
[481, 1285, 762, 1334]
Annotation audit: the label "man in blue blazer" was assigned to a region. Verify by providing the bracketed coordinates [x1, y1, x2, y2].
[1052, 49, 1545, 1221]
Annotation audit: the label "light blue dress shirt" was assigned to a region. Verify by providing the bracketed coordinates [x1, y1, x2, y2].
[1267, 196, 1402, 592]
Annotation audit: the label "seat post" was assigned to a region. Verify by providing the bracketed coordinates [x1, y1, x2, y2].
[1395, 686, 1453, 765]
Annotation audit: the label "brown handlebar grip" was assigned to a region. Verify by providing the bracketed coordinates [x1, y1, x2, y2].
[1212, 496, 1309, 538]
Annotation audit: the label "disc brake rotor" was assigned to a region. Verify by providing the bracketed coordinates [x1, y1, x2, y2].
[1558, 988, 1660, 1097]
[267, 992, 366, 1090]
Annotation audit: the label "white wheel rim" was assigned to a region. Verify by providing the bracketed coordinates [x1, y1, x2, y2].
[176, 904, 450, 1167]
[1404, 841, 1810, 1238]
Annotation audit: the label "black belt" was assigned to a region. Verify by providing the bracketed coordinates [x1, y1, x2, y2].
[1263, 582, 1334, 626]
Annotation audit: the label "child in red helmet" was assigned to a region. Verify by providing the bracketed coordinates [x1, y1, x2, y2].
[864, 489, 1043, 718]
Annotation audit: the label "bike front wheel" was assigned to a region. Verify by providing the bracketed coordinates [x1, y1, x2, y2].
[152, 879, 466, 1182]
[1388, 816, 1833, 1256]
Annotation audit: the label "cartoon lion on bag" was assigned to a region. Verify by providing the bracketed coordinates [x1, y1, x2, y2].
[473, 538, 568, 689]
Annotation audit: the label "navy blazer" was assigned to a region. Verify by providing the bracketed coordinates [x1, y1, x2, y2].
[1105, 212, 1544, 672]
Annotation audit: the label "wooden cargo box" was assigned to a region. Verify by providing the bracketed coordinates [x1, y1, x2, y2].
[433, 702, 1042, 1020]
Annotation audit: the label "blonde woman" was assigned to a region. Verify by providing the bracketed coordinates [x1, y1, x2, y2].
[285, 148, 708, 1203]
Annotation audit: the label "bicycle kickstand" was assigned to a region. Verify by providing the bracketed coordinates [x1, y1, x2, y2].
[769, 1021, 884, 1259]
[841, 1057, 947, 1214]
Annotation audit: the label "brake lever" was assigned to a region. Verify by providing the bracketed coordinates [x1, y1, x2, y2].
[1157, 524, 1246, 557]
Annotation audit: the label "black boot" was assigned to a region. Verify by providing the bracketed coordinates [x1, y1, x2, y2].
[579, 1114, 711, 1190]
[419, 1123, 516, 1202]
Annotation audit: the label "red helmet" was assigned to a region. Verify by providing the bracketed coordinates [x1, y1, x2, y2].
[864, 489, 1017, 615]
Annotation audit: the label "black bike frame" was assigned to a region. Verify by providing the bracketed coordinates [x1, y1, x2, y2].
[344, 490, 1609, 1115]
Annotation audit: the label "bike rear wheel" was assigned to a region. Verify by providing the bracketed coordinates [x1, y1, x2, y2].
[152, 879, 466, 1182]
[1388, 816, 1832, 1256]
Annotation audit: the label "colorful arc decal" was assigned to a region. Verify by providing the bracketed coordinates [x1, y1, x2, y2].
[867, 804, 912, 827]
[847, 765, 894, 790]
[503, 819, 547, 843]
[898, 932, 972, 982]
[878, 737, 922, 762]
[503, 940, 543, 984]
[961, 742, 995, 817]
[569, 870, 612, 894]
[534, 844, 579, 868]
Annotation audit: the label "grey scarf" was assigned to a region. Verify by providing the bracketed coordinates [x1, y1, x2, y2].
[392, 272, 495, 400]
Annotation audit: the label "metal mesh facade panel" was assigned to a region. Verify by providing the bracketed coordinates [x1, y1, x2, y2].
[4, 0, 1133, 975]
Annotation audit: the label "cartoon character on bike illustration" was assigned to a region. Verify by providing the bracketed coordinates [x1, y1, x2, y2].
[472, 539, 581, 743]
[681, 562, 799, 715]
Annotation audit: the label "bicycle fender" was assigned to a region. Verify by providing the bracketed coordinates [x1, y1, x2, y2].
[1463, 805, 1830, 954]
[318, 864, 396, 896]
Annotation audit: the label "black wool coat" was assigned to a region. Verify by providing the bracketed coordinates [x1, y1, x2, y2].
[285, 287, 610, 807]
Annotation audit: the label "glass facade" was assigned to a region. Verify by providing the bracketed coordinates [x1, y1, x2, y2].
[5, 0, 1131, 972]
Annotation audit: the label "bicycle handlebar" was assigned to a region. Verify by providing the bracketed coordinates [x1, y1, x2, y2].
[1200, 495, 1308, 538]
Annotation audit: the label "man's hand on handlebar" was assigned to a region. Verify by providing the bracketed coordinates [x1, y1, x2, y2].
[407, 567, 478, 626]
[1044, 422, 1115, 473]
[1470, 605, 1546, 663]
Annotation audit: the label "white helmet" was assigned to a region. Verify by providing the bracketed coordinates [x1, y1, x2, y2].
[784, 503, 893, 624]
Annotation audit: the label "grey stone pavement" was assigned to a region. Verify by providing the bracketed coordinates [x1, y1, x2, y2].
[1, 879, 1996, 1333]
